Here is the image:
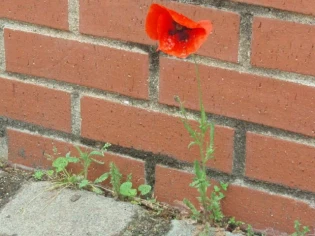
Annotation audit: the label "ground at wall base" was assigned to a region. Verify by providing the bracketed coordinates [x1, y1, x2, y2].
[0, 166, 245, 236]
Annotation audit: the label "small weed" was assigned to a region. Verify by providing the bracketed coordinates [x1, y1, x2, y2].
[246, 224, 255, 236]
[109, 162, 151, 199]
[35, 143, 111, 194]
[33, 170, 45, 180]
[292, 220, 310, 236]
[228, 217, 243, 227]
[176, 57, 228, 226]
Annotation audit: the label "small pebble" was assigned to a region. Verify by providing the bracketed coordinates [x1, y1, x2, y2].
[70, 194, 81, 202]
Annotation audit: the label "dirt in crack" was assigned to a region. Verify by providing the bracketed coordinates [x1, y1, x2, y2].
[0, 165, 32, 209]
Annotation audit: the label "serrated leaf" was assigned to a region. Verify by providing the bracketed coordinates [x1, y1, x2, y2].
[91, 158, 104, 165]
[183, 198, 200, 220]
[138, 184, 151, 195]
[94, 172, 109, 184]
[33, 170, 44, 180]
[214, 185, 220, 192]
[52, 157, 68, 172]
[220, 182, 228, 191]
[79, 179, 89, 188]
[88, 150, 105, 157]
[92, 186, 104, 194]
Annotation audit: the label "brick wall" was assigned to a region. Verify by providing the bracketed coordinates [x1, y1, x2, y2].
[1, 0, 315, 234]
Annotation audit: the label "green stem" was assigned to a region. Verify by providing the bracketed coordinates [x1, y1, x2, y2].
[193, 55, 206, 172]
[193, 55, 209, 223]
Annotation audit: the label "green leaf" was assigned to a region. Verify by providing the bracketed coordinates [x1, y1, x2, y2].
[66, 157, 80, 163]
[138, 184, 151, 195]
[92, 186, 104, 194]
[119, 182, 137, 197]
[88, 150, 105, 157]
[94, 172, 109, 184]
[79, 179, 89, 188]
[101, 143, 111, 151]
[214, 185, 220, 192]
[75, 146, 84, 156]
[109, 162, 122, 196]
[33, 170, 44, 180]
[46, 170, 54, 176]
[52, 157, 68, 172]
[183, 198, 200, 220]
[188, 141, 197, 149]
[220, 182, 228, 191]
[127, 173, 132, 182]
[91, 158, 104, 165]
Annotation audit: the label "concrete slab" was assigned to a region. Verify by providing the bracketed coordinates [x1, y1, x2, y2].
[167, 220, 244, 236]
[166, 220, 195, 236]
[0, 182, 139, 236]
[0, 170, 7, 177]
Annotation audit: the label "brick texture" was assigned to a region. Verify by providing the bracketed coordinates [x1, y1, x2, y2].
[232, 0, 315, 16]
[246, 132, 315, 193]
[79, 0, 240, 62]
[0, 77, 71, 132]
[251, 17, 315, 77]
[81, 97, 235, 173]
[7, 129, 145, 186]
[0, 0, 68, 30]
[159, 57, 315, 137]
[154, 165, 199, 206]
[223, 185, 315, 234]
[154, 165, 315, 234]
[5, 29, 149, 99]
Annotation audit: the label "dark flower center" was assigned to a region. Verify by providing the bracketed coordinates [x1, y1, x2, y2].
[168, 22, 190, 42]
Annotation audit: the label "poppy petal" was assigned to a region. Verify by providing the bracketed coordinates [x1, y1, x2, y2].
[145, 4, 213, 58]
[145, 4, 168, 40]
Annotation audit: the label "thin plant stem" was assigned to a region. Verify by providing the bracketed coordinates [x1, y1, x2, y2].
[193, 54, 210, 223]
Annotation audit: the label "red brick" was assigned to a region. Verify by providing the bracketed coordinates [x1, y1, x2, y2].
[232, 0, 315, 16]
[5, 29, 149, 99]
[154, 165, 198, 206]
[0, 0, 68, 30]
[81, 97, 234, 173]
[7, 129, 145, 186]
[159, 57, 315, 137]
[223, 185, 315, 234]
[246, 132, 315, 193]
[0, 77, 71, 132]
[79, 0, 240, 62]
[251, 17, 315, 76]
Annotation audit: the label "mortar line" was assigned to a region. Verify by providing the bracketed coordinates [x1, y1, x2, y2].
[231, 124, 247, 177]
[144, 160, 157, 191]
[238, 12, 253, 67]
[148, 49, 160, 104]
[68, 0, 80, 34]
[237, 178, 315, 205]
[2, 20, 149, 54]
[71, 91, 81, 138]
[0, 20, 5, 73]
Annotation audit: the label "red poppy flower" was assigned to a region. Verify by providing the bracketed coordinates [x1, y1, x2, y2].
[145, 4, 212, 58]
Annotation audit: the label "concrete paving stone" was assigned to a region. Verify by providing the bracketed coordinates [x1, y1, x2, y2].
[167, 220, 244, 236]
[0, 182, 139, 236]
